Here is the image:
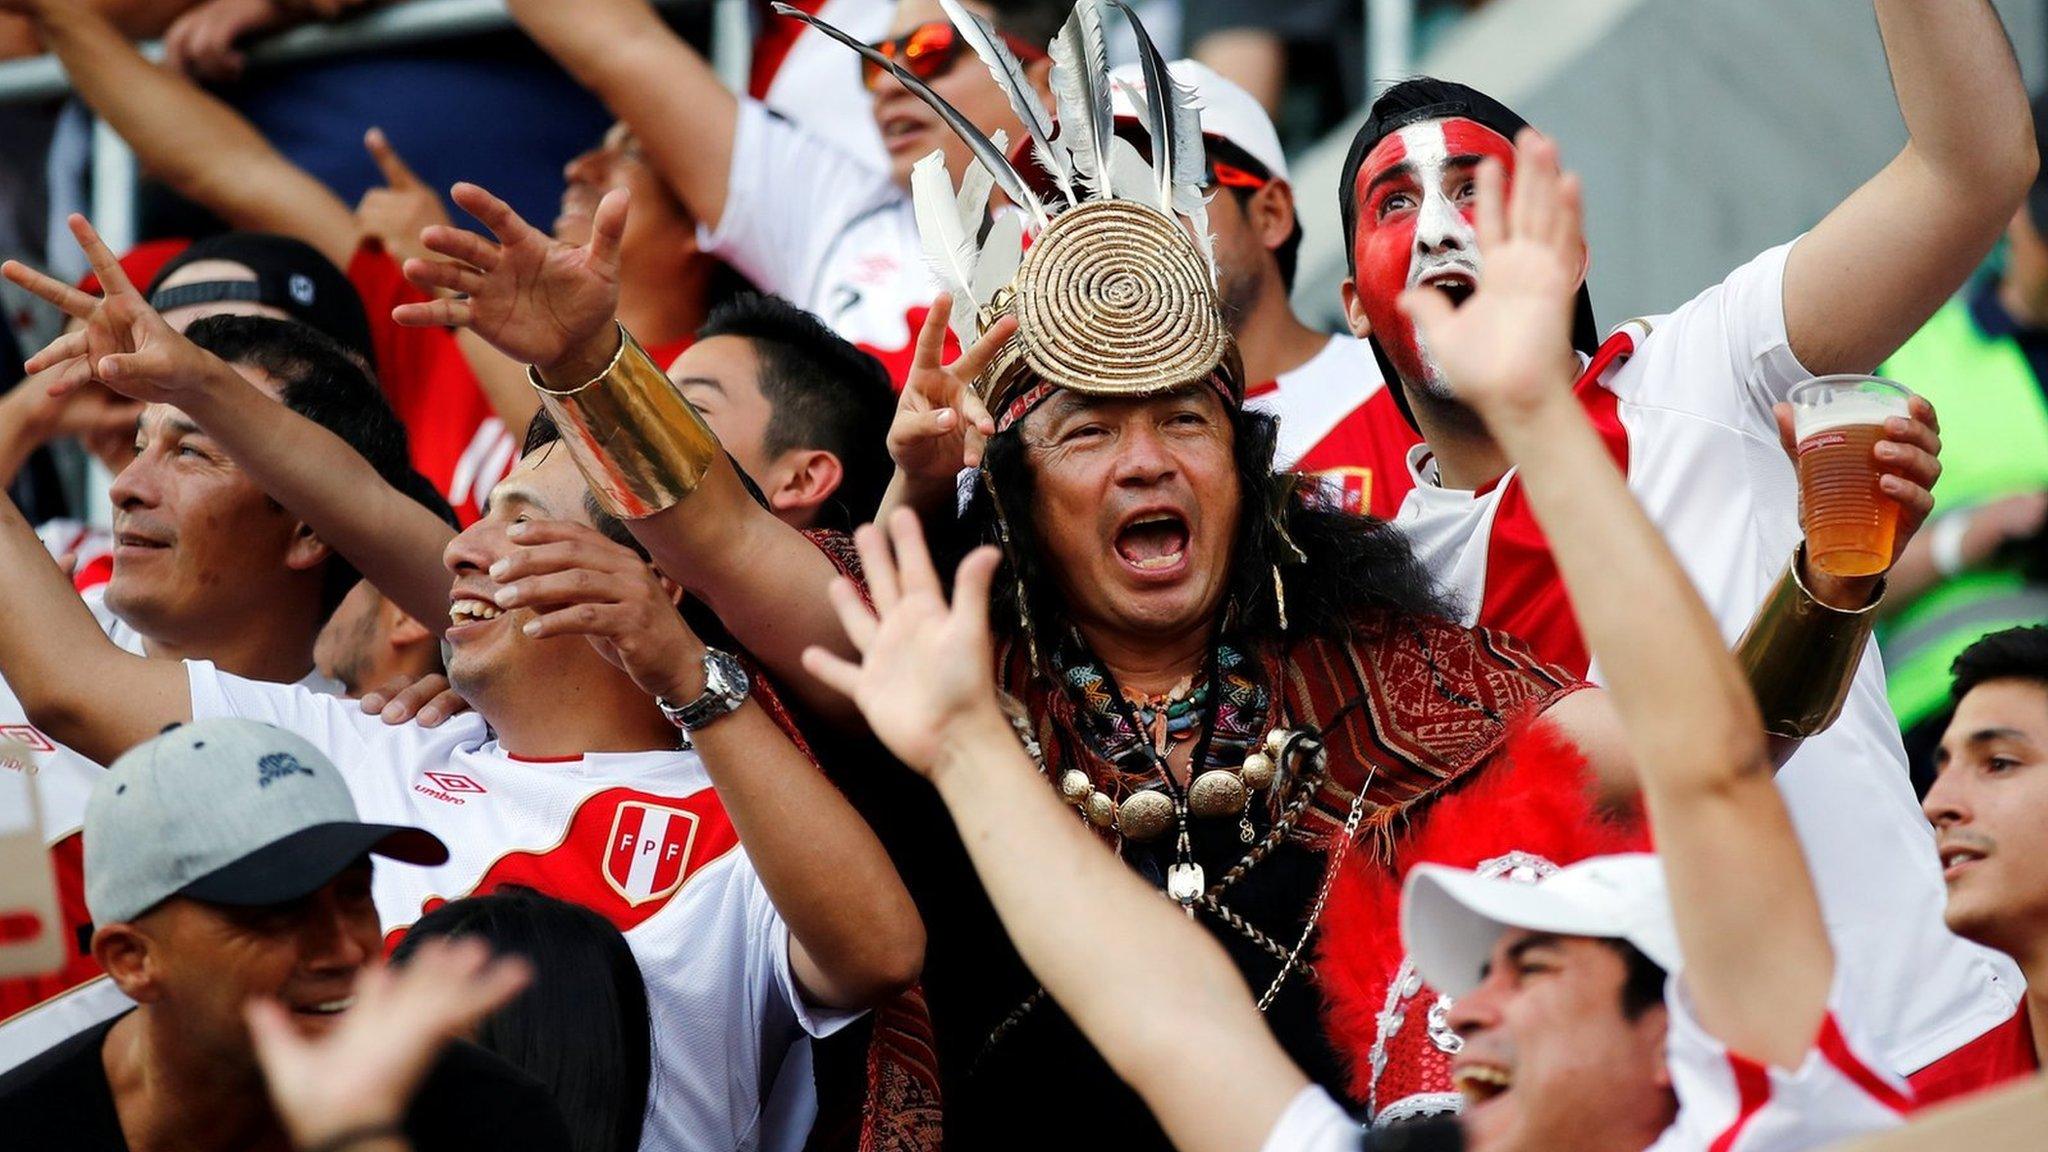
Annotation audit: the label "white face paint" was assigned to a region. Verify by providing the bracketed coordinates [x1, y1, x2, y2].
[1396, 122, 1482, 398]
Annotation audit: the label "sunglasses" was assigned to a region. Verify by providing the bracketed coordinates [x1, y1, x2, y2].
[1113, 123, 1274, 193]
[863, 21, 1048, 93]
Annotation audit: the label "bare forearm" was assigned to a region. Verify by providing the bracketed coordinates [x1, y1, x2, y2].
[182, 367, 455, 632]
[1876, 0, 2033, 182]
[688, 699, 922, 1009]
[0, 491, 188, 760]
[929, 713, 1307, 1152]
[505, 0, 736, 226]
[628, 468, 866, 730]
[34, 3, 356, 265]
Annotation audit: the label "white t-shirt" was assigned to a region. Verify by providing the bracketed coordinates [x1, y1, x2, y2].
[1384, 240, 2021, 1075]
[0, 589, 343, 1071]
[1259, 978, 1909, 1152]
[184, 662, 857, 1152]
[1244, 334, 1417, 521]
[698, 98, 939, 385]
[752, 0, 889, 172]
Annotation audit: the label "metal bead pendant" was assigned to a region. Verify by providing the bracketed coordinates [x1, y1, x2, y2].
[1167, 861, 1206, 906]
[1187, 769, 1249, 818]
[1240, 751, 1277, 791]
[1115, 789, 1176, 841]
[1264, 727, 1292, 758]
[1058, 769, 1094, 803]
[1084, 791, 1118, 828]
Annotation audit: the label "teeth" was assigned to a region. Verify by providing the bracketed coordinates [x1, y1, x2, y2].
[449, 599, 503, 623]
[1452, 1065, 1513, 1097]
[1131, 550, 1185, 571]
[301, 996, 356, 1015]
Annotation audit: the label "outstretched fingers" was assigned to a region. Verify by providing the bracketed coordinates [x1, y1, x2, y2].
[67, 215, 136, 300]
[884, 508, 942, 601]
[912, 294, 955, 379]
[24, 329, 89, 376]
[586, 187, 630, 278]
[953, 313, 1018, 386]
[851, 521, 901, 610]
[450, 182, 536, 249]
[391, 297, 474, 330]
[418, 224, 501, 273]
[402, 257, 489, 299]
[950, 546, 1001, 635]
[3, 259, 102, 321]
[365, 127, 423, 189]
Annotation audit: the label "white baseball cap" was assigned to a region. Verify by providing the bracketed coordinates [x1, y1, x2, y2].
[1108, 58, 1289, 182]
[1401, 853, 1681, 998]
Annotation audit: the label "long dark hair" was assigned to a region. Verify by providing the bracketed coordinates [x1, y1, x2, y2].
[392, 887, 652, 1152]
[963, 399, 1454, 666]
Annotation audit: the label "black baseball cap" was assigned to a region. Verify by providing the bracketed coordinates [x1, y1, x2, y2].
[147, 233, 375, 365]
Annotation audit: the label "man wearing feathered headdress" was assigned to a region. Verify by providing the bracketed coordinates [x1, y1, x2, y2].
[397, 3, 1920, 1145]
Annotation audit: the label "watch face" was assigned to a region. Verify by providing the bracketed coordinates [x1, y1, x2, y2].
[705, 651, 747, 698]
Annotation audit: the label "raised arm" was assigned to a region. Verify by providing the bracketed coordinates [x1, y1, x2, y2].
[801, 514, 1311, 1152]
[1782, 0, 2036, 375]
[489, 519, 923, 1010]
[401, 183, 890, 729]
[505, 0, 738, 229]
[6, 216, 457, 635]
[11, 0, 357, 268]
[1403, 134, 1830, 1069]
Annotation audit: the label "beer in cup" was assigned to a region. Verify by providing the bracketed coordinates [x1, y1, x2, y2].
[1789, 375, 1913, 579]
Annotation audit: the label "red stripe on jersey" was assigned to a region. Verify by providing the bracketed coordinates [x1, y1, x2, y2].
[1907, 1007, 2039, 1107]
[1475, 333, 1636, 676]
[0, 833, 95, 1027]
[749, 0, 829, 98]
[1709, 1051, 1775, 1152]
[380, 784, 742, 948]
[72, 554, 114, 594]
[1817, 1014, 1912, 1114]
[862, 305, 959, 391]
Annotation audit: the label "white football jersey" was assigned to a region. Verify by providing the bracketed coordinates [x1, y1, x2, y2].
[698, 99, 945, 386]
[1244, 334, 1417, 521]
[1382, 240, 2021, 1075]
[182, 664, 858, 1152]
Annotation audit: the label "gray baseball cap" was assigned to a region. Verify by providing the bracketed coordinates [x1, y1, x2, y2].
[84, 719, 447, 926]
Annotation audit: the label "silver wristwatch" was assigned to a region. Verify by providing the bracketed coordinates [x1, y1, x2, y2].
[657, 649, 751, 735]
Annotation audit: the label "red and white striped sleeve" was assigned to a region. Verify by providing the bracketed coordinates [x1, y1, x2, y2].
[1652, 976, 1911, 1152]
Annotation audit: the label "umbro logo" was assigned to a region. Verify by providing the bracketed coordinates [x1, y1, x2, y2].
[0, 725, 54, 754]
[414, 772, 486, 806]
[257, 752, 315, 788]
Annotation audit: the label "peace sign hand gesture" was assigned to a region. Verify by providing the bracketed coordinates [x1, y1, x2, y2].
[393, 181, 626, 382]
[2, 214, 229, 408]
[355, 128, 451, 271]
[889, 296, 1015, 486]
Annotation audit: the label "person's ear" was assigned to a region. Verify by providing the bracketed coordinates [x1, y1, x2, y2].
[765, 450, 845, 520]
[655, 571, 687, 610]
[383, 599, 433, 651]
[1253, 180, 1297, 253]
[1340, 277, 1373, 339]
[284, 522, 334, 574]
[92, 922, 162, 1003]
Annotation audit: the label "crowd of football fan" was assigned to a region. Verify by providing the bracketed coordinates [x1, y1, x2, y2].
[0, 2, 2044, 1152]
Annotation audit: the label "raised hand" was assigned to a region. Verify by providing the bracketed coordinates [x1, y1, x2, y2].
[488, 520, 705, 702]
[2, 214, 231, 407]
[801, 509, 1007, 779]
[246, 937, 530, 1151]
[356, 128, 450, 270]
[393, 182, 625, 381]
[163, 0, 286, 83]
[889, 296, 1011, 483]
[1398, 128, 1587, 417]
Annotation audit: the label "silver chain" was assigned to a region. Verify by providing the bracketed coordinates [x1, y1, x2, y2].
[1254, 765, 1374, 1011]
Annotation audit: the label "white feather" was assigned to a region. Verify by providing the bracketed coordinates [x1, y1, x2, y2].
[1050, 0, 1114, 200]
[912, 150, 979, 344]
[938, 0, 1075, 207]
[1108, 136, 1157, 204]
[955, 129, 1003, 239]
[973, 211, 1025, 306]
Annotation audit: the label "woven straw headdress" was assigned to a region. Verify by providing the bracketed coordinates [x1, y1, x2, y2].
[774, 0, 1238, 431]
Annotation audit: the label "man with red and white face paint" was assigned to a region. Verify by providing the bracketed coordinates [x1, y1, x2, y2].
[1345, 117, 1523, 399]
[1331, 0, 2040, 1121]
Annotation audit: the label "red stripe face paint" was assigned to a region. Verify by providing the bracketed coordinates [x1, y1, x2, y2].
[1348, 117, 1517, 398]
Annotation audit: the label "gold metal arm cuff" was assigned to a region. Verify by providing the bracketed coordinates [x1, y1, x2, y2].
[527, 322, 720, 519]
[1735, 545, 1884, 739]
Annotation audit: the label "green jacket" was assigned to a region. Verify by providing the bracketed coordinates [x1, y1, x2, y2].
[1877, 293, 2048, 728]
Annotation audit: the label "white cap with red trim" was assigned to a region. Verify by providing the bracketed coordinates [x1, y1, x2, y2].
[1402, 852, 1683, 998]
[1108, 58, 1289, 182]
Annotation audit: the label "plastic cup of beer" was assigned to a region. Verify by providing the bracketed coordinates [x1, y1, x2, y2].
[1788, 375, 1913, 579]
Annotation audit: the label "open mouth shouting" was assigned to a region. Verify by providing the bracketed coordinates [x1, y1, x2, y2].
[1451, 1059, 1514, 1106]
[1417, 265, 1478, 308]
[1113, 509, 1191, 577]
